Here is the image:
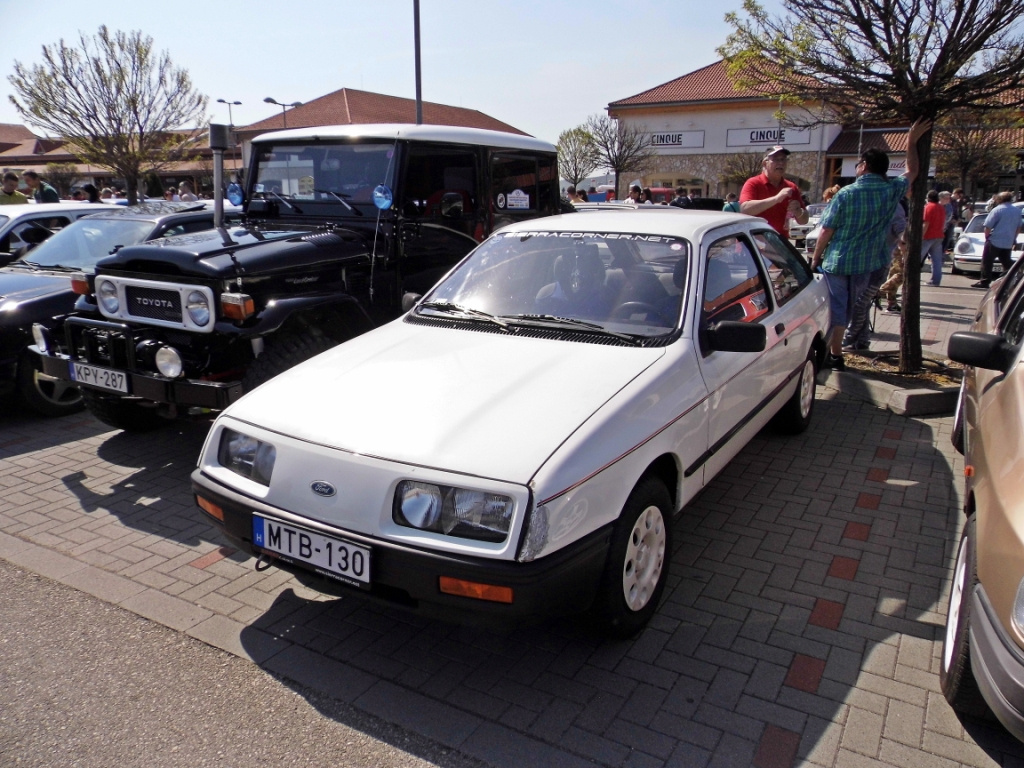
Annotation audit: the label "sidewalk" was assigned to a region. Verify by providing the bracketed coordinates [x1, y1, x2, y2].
[2, 262, 1019, 768]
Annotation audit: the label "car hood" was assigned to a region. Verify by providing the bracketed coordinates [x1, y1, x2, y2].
[0, 268, 70, 303]
[226, 320, 666, 485]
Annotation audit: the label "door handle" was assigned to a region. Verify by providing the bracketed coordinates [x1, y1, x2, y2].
[774, 322, 785, 335]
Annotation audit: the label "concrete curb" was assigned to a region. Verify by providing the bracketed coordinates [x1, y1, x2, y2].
[818, 369, 958, 416]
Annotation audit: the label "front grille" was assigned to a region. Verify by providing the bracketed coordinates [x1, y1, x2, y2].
[125, 285, 182, 323]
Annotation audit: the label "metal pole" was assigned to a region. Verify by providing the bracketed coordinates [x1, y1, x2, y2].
[414, 0, 423, 125]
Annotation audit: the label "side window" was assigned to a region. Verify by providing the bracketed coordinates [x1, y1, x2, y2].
[751, 229, 812, 305]
[492, 154, 539, 214]
[10, 217, 71, 248]
[403, 147, 477, 219]
[703, 236, 770, 325]
[1000, 282, 1024, 346]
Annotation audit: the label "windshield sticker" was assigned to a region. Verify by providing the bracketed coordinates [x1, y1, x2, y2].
[507, 189, 530, 209]
[502, 231, 684, 245]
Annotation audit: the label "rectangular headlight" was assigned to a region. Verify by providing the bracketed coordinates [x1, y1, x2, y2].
[218, 427, 277, 486]
[393, 480, 513, 542]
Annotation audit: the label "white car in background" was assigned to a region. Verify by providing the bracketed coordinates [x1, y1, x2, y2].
[789, 202, 826, 250]
[951, 203, 1024, 276]
[192, 208, 830, 636]
[0, 203, 101, 266]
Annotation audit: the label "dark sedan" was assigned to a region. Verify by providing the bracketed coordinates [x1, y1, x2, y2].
[1, 202, 229, 416]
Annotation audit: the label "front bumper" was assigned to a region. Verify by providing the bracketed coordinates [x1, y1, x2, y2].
[969, 584, 1024, 742]
[34, 315, 243, 410]
[191, 469, 613, 623]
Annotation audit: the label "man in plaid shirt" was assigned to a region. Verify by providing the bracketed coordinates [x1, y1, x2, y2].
[810, 118, 931, 370]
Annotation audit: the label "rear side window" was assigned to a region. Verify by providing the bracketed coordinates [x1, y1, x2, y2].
[492, 154, 540, 213]
[751, 229, 812, 305]
[703, 236, 770, 325]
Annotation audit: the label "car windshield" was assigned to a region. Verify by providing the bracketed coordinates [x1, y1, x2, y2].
[420, 230, 691, 337]
[965, 216, 987, 234]
[251, 141, 397, 212]
[11, 217, 154, 269]
[806, 204, 827, 217]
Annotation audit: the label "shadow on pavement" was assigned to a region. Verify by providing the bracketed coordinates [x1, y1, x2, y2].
[57, 417, 218, 546]
[232, 394, 1024, 766]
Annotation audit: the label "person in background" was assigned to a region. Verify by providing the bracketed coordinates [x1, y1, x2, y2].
[809, 118, 929, 371]
[740, 146, 808, 236]
[100, 187, 113, 200]
[21, 171, 60, 203]
[178, 181, 198, 202]
[921, 189, 947, 286]
[164, 187, 180, 202]
[670, 186, 692, 209]
[639, 188, 654, 205]
[973, 191, 1022, 289]
[577, 188, 589, 202]
[70, 187, 86, 201]
[722, 192, 740, 212]
[81, 183, 101, 203]
[625, 185, 641, 204]
[0, 172, 28, 205]
[940, 190, 955, 253]
[566, 185, 583, 204]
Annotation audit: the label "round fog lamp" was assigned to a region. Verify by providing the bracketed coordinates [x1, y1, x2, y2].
[97, 280, 119, 314]
[155, 346, 183, 378]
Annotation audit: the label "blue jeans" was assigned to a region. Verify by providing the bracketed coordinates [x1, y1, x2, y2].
[920, 238, 944, 285]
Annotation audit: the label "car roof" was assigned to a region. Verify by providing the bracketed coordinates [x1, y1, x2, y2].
[499, 208, 757, 240]
[251, 123, 556, 153]
[0, 202, 101, 219]
[78, 200, 214, 221]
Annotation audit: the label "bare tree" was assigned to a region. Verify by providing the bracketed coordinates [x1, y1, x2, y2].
[557, 126, 600, 188]
[721, 0, 1024, 371]
[43, 162, 79, 198]
[933, 108, 1022, 198]
[8, 26, 208, 205]
[585, 114, 657, 199]
[720, 152, 765, 186]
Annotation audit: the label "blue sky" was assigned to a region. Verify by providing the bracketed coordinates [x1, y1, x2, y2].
[0, 1, 774, 145]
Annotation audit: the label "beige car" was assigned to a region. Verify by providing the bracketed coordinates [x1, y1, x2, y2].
[943, 258, 1024, 739]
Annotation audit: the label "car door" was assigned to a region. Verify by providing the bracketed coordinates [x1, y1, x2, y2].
[693, 229, 781, 481]
[749, 228, 817, 385]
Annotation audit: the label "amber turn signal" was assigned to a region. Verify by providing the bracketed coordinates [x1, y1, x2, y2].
[195, 495, 224, 521]
[70, 272, 90, 295]
[965, 465, 975, 478]
[439, 576, 513, 604]
[221, 292, 255, 321]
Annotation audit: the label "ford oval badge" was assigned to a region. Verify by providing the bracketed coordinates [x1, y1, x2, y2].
[311, 481, 336, 498]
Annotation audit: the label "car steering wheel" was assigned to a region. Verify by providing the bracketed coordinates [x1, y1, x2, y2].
[611, 302, 672, 326]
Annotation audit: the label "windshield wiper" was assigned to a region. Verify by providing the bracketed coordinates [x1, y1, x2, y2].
[268, 190, 303, 214]
[503, 314, 640, 344]
[313, 189, 363, 216]
[418, 300, 508, 329]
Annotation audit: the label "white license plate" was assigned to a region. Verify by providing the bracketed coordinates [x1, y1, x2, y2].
[252, 515, 370, 587]
[70, 362, 129, 393]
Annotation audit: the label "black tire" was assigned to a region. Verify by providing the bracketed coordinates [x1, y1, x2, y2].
[940, 516, 990, 718]
[593, 476, 672, 639]
[16, 350, 84, 417]
[242, 326, 339, 392]
[772, 352, 816, 434]
[83, 389, 166, 432]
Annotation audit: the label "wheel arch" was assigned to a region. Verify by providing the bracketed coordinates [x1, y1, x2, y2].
[638, 453, 680, 514]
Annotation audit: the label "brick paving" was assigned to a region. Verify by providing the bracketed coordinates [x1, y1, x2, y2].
[4, 265, 1024, 767]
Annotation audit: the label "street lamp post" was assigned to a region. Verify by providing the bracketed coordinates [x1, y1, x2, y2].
[216, 98, 241, 128]
[264, 97, 302, 129]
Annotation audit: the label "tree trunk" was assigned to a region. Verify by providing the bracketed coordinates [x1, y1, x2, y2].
[899, 131, 933, 373]
[125, 172, 140, 206]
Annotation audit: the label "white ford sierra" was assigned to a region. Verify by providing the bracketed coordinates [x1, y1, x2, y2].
[192, 208, 830, 636]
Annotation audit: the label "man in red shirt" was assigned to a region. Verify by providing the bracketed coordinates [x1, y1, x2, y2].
[739, 146, 808, 236]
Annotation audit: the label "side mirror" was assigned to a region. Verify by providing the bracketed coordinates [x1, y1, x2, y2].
[706, 320, 767, 353]
[948, 331, 1016, 373]
[401, 292, 422, 313]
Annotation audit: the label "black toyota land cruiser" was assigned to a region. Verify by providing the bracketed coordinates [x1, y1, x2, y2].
[34, 124, 560, 430]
